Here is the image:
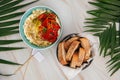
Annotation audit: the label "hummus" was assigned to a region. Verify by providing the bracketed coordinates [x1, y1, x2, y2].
[24, 9, 60, 47]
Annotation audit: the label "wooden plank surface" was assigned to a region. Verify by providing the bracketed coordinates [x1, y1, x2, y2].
[0, 0, 120, 80]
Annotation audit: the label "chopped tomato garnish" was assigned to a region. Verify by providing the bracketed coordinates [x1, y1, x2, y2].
[38, 12, 60, 43]
[38, 13, 48, 21]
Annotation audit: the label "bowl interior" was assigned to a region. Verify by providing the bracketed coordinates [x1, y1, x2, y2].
[19, 6, 63, 49]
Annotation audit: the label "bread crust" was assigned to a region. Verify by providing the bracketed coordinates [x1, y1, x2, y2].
[80, 38, 91, 61]
[64, 37, 79, 51]
[70, 52, 79, 68]
[58, 42, 68, 65]
[77, 47, 85, 66]
[66, 41, 80, 61]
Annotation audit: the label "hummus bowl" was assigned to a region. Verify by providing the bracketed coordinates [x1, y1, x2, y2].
[19, 6, 63, 49]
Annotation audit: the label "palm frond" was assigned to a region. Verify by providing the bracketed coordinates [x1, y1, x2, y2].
[0, 73, 13, 76]
[0, 59, 21, 76]
[0, 0, 38, 76]
[89, 1, 120, 11]
[107, 51, 120, 67]
[0, 47, 24, 51]
[0, 26, 18, 31]
[99, 26, 112, 56]
[87, 10, 119, 22]
[97, 0, 120, 7]
[0, 12, 25, 21]
[109, 22, 117, 57]
[0, 20, 20, 27]
[0, 0, 38, 16]
[86, 17, 114, 22]
[85, 29, 103, 32]
[117, 21, 120, 45]
[109, 62, 120, 76]
[0, 0, 12, 6]
[0, 30, 19, 37]
[0, 59, 21, 65]
[85, 0, 120, 76]
[85, 24, 106, 28]
[0, 0, 23, 12]
[0, 40, 22, 45]
[85, 20, 108, 25]
[114, 47, 120, 54]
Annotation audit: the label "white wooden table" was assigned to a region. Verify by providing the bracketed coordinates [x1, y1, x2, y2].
[0, 0, 120, 80]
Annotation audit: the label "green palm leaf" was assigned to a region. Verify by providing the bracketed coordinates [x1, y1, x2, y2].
[0, 73, 13, 76]
[107, 52, 120, 67]
[85, 0, 120, 76]
[0, 47, 24, 51]
[0, 26, 18, 32]
[0, 20, 20, 27]
[97, 0, 120, 7]
[0, 0, 12, 6]
[0, 12, 25, 21]
[0, 0, 38, 76]
[85, 25, 106, 28]
[0, 30, 19, 37]
[87, 10, 119, 22]
[85, 29, 103, 32]
[0, 0, 38, 16]
[0, 40, 22, 45]
[89, 1, 120, 11]
[90, 9, 120, 17]
[0, 59, 21, 76]
[86, 18, 114, 22]
[109, 62, 120, 76]
[0, 59, 21, 65]
[85, 20, 108, 25]
[114, 47, 120, 54]
[110, 23, 117, 57]
[0, 0, 23, 11]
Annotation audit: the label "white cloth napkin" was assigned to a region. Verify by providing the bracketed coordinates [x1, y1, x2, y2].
[32, 49, 45, 62]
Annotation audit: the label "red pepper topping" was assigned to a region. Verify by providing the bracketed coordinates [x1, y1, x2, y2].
[37, 12, 60, 43]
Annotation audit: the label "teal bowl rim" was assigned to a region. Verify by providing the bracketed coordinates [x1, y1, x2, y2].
[19, 6, 63, 50]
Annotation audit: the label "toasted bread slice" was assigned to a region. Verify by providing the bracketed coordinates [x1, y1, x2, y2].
[84, 49, 91, 61]
[64, 37, 79, 51]
[77, 47, 85, 67]
[70, 52, 79, 68]
[58, 42, 68, 65]
[66, 41, 80, 61]
[80, 38, 91, 61]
